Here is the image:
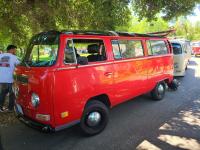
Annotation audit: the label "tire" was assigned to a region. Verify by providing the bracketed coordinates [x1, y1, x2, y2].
[151, 82, 166, 100]
[80, 100, 109, 136]
[168, 79, 179, 91]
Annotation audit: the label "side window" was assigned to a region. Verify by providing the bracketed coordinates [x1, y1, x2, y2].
[112, 40, 122, 59]
[73, 39, 106, 63]
[171, 43, 182, 55]
[148, 40, 168, 55]
[119, 40, 135, 58]
[64, 39, 76, 63]
[147, 41, 153, 55]
[112, 40, 144, 59]
[134, 41, 144, 57]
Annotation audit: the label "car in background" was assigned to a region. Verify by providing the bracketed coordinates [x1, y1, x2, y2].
[170, 39, 191, 76]
[192, 41, 200, 56]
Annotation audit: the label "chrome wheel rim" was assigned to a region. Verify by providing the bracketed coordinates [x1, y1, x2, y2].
[158, 84, 164, 94]
[87, 112, 101, 127]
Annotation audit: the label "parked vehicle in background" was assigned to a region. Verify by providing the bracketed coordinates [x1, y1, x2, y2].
[14, 30, 175, 135]
[192, 41, 200, 57]
[170, 39, 191, 76]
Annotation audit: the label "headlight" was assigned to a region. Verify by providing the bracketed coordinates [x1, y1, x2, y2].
[31, 93, 40, 107]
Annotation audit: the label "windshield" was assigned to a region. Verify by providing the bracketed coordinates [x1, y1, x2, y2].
[22, 31, 60, 67]
[172, 43, 182, 55]
[192, 42, 200, 47]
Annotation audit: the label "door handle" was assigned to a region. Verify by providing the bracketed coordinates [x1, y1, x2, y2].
[104, 72, 113, 76]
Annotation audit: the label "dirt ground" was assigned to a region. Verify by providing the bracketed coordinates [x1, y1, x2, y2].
[0, 98, 18, 127]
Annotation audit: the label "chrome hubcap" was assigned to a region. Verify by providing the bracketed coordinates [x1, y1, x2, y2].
[158, 84, 164, 94]
[87, 112, 101, 127]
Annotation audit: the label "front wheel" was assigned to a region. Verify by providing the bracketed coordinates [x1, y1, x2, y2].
[151, 82, 166, 100]
[80, 100, 109, 136]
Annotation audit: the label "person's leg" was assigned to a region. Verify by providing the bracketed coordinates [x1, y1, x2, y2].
[8, 83, 15, 111]
[0, 83, 9, 111]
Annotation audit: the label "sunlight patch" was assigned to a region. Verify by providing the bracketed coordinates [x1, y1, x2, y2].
[136, 140, 161, 150]
[181, 111, 200, 127]
[159, 123, 173, 131]
[158, 135, 200, 150]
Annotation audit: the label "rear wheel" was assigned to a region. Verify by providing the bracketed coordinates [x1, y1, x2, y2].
[80, 100, 109, 135]
[151, 82, 166, 100]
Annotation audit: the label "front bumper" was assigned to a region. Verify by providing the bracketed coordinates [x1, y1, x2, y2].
[14, 104, 54, 132]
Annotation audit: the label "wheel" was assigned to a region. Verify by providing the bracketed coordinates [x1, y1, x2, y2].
[80, 100, 109, 135]
[151, 82, 166, 100]
[168, 79, 179, 91]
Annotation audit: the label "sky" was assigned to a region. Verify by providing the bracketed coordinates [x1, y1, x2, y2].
[187, 5, 200, 23]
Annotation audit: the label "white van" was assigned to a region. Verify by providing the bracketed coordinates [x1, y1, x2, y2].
[170, 39, 192, 76]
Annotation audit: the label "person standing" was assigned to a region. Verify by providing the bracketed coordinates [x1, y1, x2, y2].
[0, 45, 20, 112]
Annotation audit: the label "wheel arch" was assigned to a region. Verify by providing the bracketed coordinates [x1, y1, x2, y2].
[85, 94, 111, 109]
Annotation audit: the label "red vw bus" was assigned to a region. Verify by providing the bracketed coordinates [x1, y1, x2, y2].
[14, 30, 174, 135]
[192, 41, 200, 56]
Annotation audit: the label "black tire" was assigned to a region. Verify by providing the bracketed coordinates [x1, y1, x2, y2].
[80, 100, 109, 136]
[168, 79, 179, 91]
[151, 82, 166, 100]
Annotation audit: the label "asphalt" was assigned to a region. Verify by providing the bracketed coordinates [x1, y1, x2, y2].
[0, 57, 200, 150]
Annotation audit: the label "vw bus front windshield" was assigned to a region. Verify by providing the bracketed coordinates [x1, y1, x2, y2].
[22, 32, 60, 67]
[172, 43, 182, 55]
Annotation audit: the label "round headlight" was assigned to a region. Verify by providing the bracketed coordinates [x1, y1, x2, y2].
[31, 93, 40, 107]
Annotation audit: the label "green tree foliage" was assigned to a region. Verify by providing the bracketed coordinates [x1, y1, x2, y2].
[174, 18, 200, 40]
[0, 0, 200, 54]
[132, 0, 200, 21]
[0, 0, 130, 50]
[116, 16, 169, 33]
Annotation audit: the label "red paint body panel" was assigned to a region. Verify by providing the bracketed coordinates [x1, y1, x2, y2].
[15, 33, 174, 130]
[193, 47, 200, 55]
[15, 67, 55, 126]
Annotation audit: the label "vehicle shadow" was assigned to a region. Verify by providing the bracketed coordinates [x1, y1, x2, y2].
[136, 57, 200, 150]
[189, 60, 198, 66]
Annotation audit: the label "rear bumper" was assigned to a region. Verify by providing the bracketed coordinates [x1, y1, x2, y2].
[174, 70, 185, 76]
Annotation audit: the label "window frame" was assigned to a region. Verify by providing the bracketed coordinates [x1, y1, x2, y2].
[64, 39, 77, 65]
[64, 38, 108, 65]
[147, 40, 169, 56]
[111, 40, 122, 60]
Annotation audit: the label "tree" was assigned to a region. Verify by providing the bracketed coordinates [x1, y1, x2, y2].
[174, 18, 200, 40]
[0, 0, 200, 53]
[116, 16, 169, 33]
[0, 0, 130, 51]
[132, 0, 200, 21]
